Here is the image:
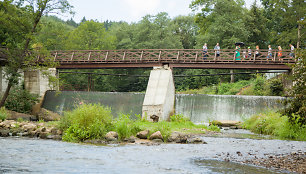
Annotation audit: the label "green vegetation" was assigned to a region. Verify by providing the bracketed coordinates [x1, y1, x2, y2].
[243, 111, 306, 141]
[178, 75, 284, 96]
[59, 104, 219, 143]
[0, 107, 8, 121]
[59, 104, 113, 142]
[5, 87, 38, 114]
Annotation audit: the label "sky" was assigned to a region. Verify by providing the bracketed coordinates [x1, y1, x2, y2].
[61, 0, 256, 23]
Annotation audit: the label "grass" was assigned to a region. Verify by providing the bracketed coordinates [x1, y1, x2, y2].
[58, 104, 220, 142]
[243, 111, 306, 141]
[0, 107, 9, 121]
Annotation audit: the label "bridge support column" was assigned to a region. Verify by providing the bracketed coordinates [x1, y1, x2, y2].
[24, 68, 57, 96]
[142, 65, 175, 122]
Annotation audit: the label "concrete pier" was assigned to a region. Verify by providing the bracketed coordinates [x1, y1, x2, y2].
[24, 68, 57, 96]
[142, 66, 175, 122]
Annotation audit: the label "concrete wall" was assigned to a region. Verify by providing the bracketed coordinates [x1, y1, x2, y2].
[24, 68, 57, 96]
[142, 66, 175, 121]
[0, 67, 23, 93]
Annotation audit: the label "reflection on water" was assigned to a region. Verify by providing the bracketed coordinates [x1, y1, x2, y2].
[42, 91, 284, 123]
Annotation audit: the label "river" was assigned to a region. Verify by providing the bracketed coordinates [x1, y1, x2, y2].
[1, 134, 305, 173]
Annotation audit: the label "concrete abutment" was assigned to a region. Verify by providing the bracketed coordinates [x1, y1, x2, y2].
[142, 66, 175, 122]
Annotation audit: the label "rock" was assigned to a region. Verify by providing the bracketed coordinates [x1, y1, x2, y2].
[7, 110, 35, 121]
[149, 131, 163, 140]
[187, 137, 207, 144]
[211, 120, 242, 127]
[0, 129, 10, 137]
[150, 115, 159, 122]
[39, 132, 48, 139]
[152, 139, 163, 143]
[51, 127, 62, 135]
[28, 130, 38, 138]
[37, 108, 61, 121]
[123, 136, 136, 143]
[23, 123, 37, 131]
[168, 131, 187, 143]
[105, 131, 118, 141]
[32, 100, 42, 116]
[230, 126, 238, 129]
[1, 120, 16, 129]
[136, 130, 150, 139]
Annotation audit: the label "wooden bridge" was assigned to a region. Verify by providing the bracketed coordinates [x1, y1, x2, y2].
[1, 49, 295, 70]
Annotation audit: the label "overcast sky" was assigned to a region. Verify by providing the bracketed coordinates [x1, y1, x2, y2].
[61, 0, 256, 23]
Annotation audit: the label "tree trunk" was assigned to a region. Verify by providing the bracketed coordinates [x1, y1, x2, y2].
[0, 80, 13, 107]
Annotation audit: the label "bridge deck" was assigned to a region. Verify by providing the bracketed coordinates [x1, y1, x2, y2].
[0, 49, 295, 69]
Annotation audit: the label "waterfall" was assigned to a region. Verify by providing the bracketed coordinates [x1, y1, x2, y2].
[42, 91, 285, 123]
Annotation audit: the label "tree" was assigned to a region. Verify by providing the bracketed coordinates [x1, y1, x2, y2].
[244, 2, 269, 48]
[0, 0, 72, 107]
[261, 0, 305, 48]
[190, 0, 249, 48]
[173, 15, 198, 49]
[282, 49, 306, 125]
[65, 20, 116, 50]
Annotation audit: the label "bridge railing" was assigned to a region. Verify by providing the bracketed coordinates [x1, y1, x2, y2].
[50, 49, 295, 64]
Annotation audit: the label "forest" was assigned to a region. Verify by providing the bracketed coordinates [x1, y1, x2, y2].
[0, 0, 304, 92]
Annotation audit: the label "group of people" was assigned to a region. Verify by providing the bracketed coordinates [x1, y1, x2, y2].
[203, 43, 295, 60]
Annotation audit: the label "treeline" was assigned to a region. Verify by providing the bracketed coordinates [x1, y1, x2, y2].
[1, 0, 304, 92]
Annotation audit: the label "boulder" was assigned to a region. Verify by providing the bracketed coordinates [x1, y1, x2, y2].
[187, 137, 207, 144]
[105, 131, 118, 141]
[37, 108, 61, 121]
[0, 129, 10, 137]
[168, 131, 187, 143]
[7, 110, 35, 121]
[51, 127, 62, 135]
[0, 120, 16, 129]
[210, 120, 242, 127]
[149, 131, 163, 140]
[39, 132, 48, 139]
[23, 123, 37, 131]
[136, 130, 150, 139]
[123, 136, 136, 143]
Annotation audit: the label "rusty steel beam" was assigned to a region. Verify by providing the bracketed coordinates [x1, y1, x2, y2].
[56, 63, 164, 69]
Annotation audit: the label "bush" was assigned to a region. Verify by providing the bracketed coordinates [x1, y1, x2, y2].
[5, 88, 38, 114]
[60, 103, 113, 142]
[113, 114, 141, 140]
[243, 111, 306, 141]
[267, 78, 284, 96]
[170, 114, 190, 122]
[253, 75, 265, 95]
[0, 107, 8, 121]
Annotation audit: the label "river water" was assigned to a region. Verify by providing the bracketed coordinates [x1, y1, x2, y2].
[42, 91, 284, 123]
[1, 135, 305, 173]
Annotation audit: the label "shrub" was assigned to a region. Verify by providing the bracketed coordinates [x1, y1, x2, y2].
[0, 107, 8, 121]
[60, 103, 113, 142]
[5, 87, 38, 114]
[243, 111, 306, 141]
[113, 114, 141, 140]
[253, 75, 265, 95]
[170, 114, 190, 123]
[268, 78, 284, 96]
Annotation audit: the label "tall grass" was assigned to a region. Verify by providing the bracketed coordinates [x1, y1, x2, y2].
[243, 111, 306, 141]
[59, 103, 113, 142]
[0, 107, 8, 121]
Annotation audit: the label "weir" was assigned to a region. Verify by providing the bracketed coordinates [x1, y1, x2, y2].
[142, 66, 175, 121]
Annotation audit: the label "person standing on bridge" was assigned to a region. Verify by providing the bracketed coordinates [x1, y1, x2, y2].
[214, 43, 220, 58]
[203, 43, 208, 60]
[289, 44, 295, 58]
[255, 45, 260, 57]
[248, 47, 252, 58]
[277, 46, 282, 60]
[235, 45, 241, 60]
[267, 45, 272, 58]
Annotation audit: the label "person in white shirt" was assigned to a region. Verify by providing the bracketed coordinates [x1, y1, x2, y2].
[267, 45, 272, 58]
[203, 43, 208, 60]
[289, 44, 295, 58]
[214, 43, 220, 57]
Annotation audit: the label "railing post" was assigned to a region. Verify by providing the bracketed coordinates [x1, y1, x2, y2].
[195, 52, 198, 61]
[233, 51, 236, 63]
[253, 53, 256, 63]
[214, 51, 217, 62]
[176, 51, 180, 62]
[273, 52, 276, 62]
